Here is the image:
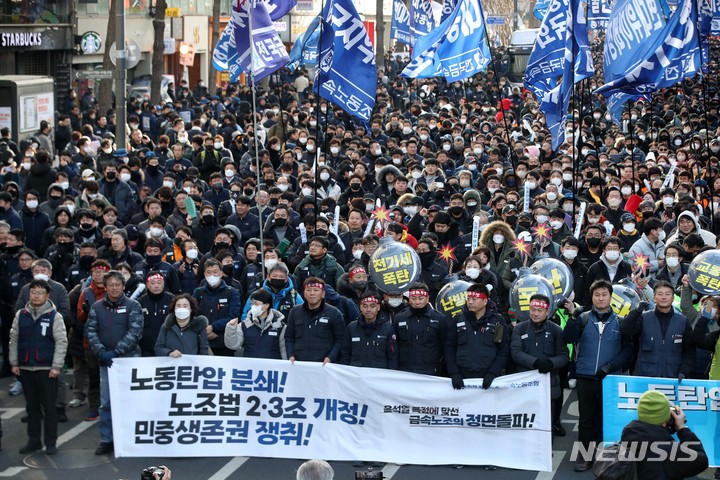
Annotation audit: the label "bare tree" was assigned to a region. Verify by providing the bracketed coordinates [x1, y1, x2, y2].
[98, 0, 118, 115]
[151, 0, 168, 104]
[208, 0, 221, 95]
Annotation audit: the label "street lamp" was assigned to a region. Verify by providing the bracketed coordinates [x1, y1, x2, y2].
[179, 42, 190, 84]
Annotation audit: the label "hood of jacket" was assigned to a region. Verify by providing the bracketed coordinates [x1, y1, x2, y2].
[30, 162, 52, 177]
[480, 219, 517, 247]
[375, 164, 403, 188]
[163, 313, 209, 331]
[677, 210, 701, 234]
[262, 276, 297, 298]
[24, 299, 57, 319]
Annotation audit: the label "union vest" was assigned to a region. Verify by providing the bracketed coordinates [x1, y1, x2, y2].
[634, 310, 686, 378]
[242, 318, 283, 359]
[575, 310, 623, 377]
[17, 309, 56, 367]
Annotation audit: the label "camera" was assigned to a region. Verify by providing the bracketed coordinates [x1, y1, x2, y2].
[355, 469, 383, 480]
[140, 466, 165, 480]
[667, 406, 679, 434]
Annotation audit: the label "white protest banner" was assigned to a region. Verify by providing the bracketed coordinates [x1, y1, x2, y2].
[109, 357, 552, 470]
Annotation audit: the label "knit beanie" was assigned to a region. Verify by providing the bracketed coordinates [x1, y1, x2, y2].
[637, 390, 671, 426]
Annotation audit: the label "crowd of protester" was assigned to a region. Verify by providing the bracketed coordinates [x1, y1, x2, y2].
[3, 36, 720, 470]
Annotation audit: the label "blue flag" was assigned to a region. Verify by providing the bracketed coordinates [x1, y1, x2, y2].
[391, 0, 413, 45]
[595, 0, 700, 121]
[441, 0, 456, 22]
[212, 0, 291, 82]
[317, 0, 377, 121]
[587, 0, 610, 29]
[536, 0, 594, 149]
[287, 16, 321, 71]
[409, 0, 434, 45]
[400, 0, 491, 82]
[533, 0, 551, 21]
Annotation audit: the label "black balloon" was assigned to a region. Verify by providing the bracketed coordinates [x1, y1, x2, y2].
[369, 237, 421, 293]
[435, 281, 472, 318]
[688, 250, 720, 295]
[509, 273, 556, 322]
[530, 258, 574, 299]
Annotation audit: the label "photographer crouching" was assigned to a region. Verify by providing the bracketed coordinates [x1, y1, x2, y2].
[620, 391, 708, 479]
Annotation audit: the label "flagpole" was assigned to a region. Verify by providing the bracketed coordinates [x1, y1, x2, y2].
[696, 10, 714, 232]
[484, 27, 516, 172]
[628, 102, 636, 186]
[314, 3, 326, 231]
[248, 0, 267, 279]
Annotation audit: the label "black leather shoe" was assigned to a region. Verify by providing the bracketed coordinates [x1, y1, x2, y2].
[45, 445, 57, 455]
[56, 408, 68, 423]
[19, 443, 42, 454]
[95, 442, 113, 455]
[553, 422, 566, 437]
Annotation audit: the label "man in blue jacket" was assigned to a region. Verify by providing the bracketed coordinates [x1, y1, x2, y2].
[240, 262, 303, 321]
[193, 259, 240, 357]
[85, 270, 143, 456]
[563, 279, 633, 472]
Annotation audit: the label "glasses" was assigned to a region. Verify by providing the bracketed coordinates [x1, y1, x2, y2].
[105, 282, 124, 288]
[29, 290, 48, 295]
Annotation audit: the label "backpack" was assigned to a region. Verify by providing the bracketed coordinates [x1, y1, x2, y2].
[591, 443, 637, 480]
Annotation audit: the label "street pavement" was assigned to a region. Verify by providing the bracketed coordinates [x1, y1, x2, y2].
[0, 374, 713, 480]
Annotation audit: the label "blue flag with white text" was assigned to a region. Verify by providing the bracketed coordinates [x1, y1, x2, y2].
[533, 0, 551, 20]
[587, 0, 610, 29]
[441, 0, 456, 22]
[212, 0, 291, 82]
[409, 0, 434, 45]
[595, 0, 700, 121]
[391, 0, 413, 45]
[287, 16, 321, 71]
[536, 0, 593, 149]
[317, 0, 377, 122]
[400, 0, 491, 82]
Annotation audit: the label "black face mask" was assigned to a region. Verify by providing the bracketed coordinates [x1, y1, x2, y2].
[505, 215, 518, 226]
[269, 198, 279, 207]
[106, 171, 117, 181]
[147, 165, 159, 173]
[642, 211, 655, 219]
[80, 223, 94, 232]
[275, 217, 287, 227]
[57, 242, 73, 254]
[202, 214, 215, 224]
[448, 206, 463, 216]
[419, 251, 436, 267]
[586, 237, 602, 248]
[215, 241, 231, 251]
[352, 280, 368, 290]
[222, 264, 235, 277]
[270, 278, 286, 290]
[350, 184, 361, 191]
[79, 255, 95, 270]
[243, 189, 254, 196]
[145, 254, 161, 265]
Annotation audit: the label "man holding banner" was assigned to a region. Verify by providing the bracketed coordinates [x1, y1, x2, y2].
[563, 280, 633, 471]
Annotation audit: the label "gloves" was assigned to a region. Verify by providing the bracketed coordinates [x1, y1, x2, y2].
[98, 350, 116, 367]
[678, 373, 686, 384]
[636, 301, 649, 313]
[451, 374, 465, 390]
[534, 358, 554, 374]
[82, 301, 90, 314]
[595, 365, 611, 381]
[482, 373, 495, 390]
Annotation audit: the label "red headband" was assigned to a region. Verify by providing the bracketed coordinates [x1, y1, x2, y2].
[529, 299, 549, 309]
[408, 289, 429, 297]
[147, 273, 165, 282]
[305, 282, 325, 290]
[467, 291, 489, 299]
[360, 296, 380, 305]
[92, 265, 110, 272]
[349, 266, 367, 279]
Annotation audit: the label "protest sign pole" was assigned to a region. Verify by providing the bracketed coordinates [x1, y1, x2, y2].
[248, 3, 266, 278]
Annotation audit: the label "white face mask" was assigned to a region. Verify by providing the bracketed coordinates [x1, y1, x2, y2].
[605, 250, 620, 262]
[320, 172, 330, 182]
[516, 171, 527, 179]
[536, 215, 548, 224]
[102, 148, 112, 154]
[22, 162, 31, 170]
[264, 258, 278, 270]
[563, 204, 574, 213]
[608, 198, 621, 208]
[492, 234, 505, 244]
[299, 137, 308, 145]
[443, 144, 452, 151]
[412, 171, 422, 179]
[175, 307, 191, 320]
[206, 275, 222, 287]
[550, 220, 563, 229]
[404, 206, 417, 216]
[33, 273, 49, 281]
[163, 180, 175, 189]
[250, 304, 265, 318]
[352, 249, 363, 260]
[465, 267, 480, 279]
[562, 249, 577, 260]
[621, 186, 632, 196]
[546, 192, 557, 201]
[214, 142, 223, 150]
[623, 223, 635, 233]
[185, 249, 199, 260]
[387, 297, 403, 307]
[225, 169, 235, 178]
[302, 187, 313, 197]
[330, 147, 340, 155]
[658, 230, 667, 242]
[309, 121, 317, 127]
[65, 204, 75, 215]
[663, 197, 674, 206]
[26, 199, 38, 209]
[420, 134, 428, 141]
[307, 145, 316, 152]
[666, 256, 680, 268]
[178, 136, 188, 144]
[488, 187, 498, 194]
[402, 127, 412, 135]
[495, 168, 503, 176]
[150, 227, 163, 237]
[60, 181, 70, 190]
[278, 184, 289, 192]
[365, 204, 374, 212]
[183, 187, 192, 194]
[120, 172, 132, 182]
[563, 173, 573, 182]
[526, 181, 537, 190]
[587, 217, 600, 224]
[551, 178, 563, 186]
